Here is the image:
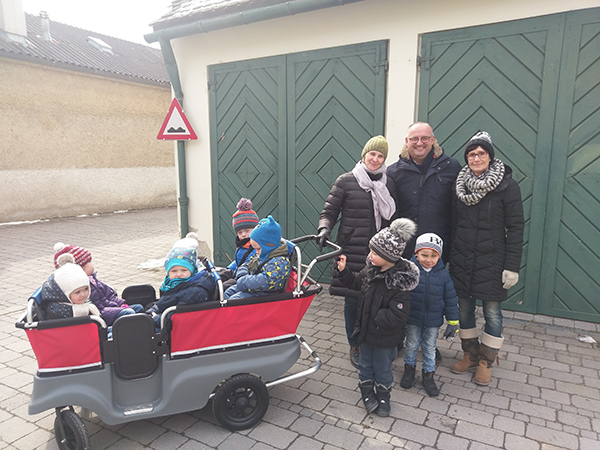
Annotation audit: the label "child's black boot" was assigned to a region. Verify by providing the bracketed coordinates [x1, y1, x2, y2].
[375, 384, 391, 417]
[422, 370, 440, 397]
[400, 364, 416, 389]
[358, 380, 378, 413]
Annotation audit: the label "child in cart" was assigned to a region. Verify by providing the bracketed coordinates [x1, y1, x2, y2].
[224, 215, 291, 299]
[146, 235, 215, 330]
[333, 218, 420, 417]
[53, 242, 144, 325]
[218, 198, 259, 288]
[40, 254, 101, 319]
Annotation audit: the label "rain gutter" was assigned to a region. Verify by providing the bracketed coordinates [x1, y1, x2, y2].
[144, 0, 364, 237]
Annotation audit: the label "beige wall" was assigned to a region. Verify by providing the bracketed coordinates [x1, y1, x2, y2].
[169, 0, 598, 248]
[1, 58, 175, 222]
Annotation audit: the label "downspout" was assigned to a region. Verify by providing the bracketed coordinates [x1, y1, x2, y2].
[145, 0, 364, 237]
[158, 36, 189, 238]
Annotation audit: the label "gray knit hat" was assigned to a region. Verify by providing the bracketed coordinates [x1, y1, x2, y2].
[464, 131, 494, 163]
[369, 218, 417, 263]
[415, 233, 443, 257]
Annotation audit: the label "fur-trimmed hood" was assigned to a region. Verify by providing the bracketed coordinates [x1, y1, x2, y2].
[399, 139, 444, 160]
[365, 257, 420, 291]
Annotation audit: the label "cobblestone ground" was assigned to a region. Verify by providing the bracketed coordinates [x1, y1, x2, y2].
[1, 207, 599, 449]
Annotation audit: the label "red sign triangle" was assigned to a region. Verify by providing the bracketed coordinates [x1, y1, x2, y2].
[157, 98, 197, 140]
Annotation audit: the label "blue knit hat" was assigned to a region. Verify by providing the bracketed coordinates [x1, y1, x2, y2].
[250, 215, 281, 261]
[165, 245, 197, 274]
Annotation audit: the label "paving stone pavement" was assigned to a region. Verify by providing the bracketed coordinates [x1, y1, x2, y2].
[1, 207, 600, 449]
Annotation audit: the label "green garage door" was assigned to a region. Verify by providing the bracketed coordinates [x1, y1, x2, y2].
[418, 8, 600, 322]
[209, 41, 387, 278]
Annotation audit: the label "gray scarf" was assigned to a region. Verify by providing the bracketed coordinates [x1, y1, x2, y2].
[455, 159, 505, 206]
[352, 161, 396, 230]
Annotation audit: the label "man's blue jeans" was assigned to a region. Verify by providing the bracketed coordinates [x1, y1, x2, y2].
[403, 325, 439, 373]
[459, 297, 503, 337]
[358, 343, 397, 387]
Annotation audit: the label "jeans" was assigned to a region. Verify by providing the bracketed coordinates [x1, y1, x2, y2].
[344, 296, 358, 346]
[224, 284, 269, 299]
[459, 297, 503, 337]
[358, 343, 397, 387]
[109, 304, 145, 338]
[403, 325, 439, 373]
[115, 303, 144, 319]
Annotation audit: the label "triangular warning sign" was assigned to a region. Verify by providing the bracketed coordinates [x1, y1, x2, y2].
[157, 98, 197, 140]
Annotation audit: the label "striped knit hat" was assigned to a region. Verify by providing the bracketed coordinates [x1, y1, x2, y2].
[232, 198, 259, 233]
[54, 242, 92, 269]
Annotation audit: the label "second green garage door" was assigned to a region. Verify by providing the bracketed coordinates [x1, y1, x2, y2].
[417, 8, 600, 322]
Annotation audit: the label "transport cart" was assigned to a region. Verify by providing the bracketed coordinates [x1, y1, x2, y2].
[16, 235, 340, 450]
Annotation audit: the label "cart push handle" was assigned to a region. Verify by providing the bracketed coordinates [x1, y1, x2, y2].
[290, 235, 342, 288]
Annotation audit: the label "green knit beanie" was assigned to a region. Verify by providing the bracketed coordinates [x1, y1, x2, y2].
[361, 135, 388, 161]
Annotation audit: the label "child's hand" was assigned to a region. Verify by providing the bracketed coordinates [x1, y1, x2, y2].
[443, 321, 459, 341]
[337, 255, 347, 272]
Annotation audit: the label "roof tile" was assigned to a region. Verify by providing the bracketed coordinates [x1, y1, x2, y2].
[0, 13, 169, 85]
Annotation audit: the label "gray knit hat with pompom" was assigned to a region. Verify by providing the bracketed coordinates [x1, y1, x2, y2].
[369, 218, 417, 263]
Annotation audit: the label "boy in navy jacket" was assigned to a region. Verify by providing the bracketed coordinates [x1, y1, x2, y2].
[400, 233, 458, 397]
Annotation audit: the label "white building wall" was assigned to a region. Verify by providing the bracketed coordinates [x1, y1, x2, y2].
[168, 0, 598, 249]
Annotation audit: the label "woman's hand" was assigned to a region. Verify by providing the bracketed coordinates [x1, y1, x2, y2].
[337, 255, 347, 272]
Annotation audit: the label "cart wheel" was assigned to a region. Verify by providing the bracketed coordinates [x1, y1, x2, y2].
[54, 409, 90, 450]
[212, 374, 269, 431]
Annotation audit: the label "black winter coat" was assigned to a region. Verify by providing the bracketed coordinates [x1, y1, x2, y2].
[387, 146, 461, 262]
[318, 171, 396, 298]
[449, 165, 524, 302]
[333, 259, 419, 348]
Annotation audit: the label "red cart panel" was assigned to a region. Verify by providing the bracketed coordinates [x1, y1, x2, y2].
[26, 323, 102, 373]
[170, 293, 315, 357]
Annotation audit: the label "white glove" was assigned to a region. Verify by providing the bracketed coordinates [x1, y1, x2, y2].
[502, 270, 519, 289]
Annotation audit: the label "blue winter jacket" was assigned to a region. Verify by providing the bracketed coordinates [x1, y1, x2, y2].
[407, 256, 458, 328]
[234, 241, 291, 294]
[148, 270, 215, 328]
[226, 240, 256, 273]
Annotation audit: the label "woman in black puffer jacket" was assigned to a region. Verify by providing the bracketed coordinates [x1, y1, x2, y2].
[317, 135, 397, 368]
[449, 131, 524, 387]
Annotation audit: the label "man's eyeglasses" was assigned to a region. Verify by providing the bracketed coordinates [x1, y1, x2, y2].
[467, 151, 489, 161]
[408, 135, 432, 144]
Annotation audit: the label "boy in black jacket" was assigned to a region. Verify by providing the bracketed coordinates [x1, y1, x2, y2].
[333, 218, 420, 417]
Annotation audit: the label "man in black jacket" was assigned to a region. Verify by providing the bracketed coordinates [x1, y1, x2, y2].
[387, 122, 461, 263]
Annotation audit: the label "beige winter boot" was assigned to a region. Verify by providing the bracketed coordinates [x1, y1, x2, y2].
[474, 333, 504, 386]
[451, 328, 480, 374]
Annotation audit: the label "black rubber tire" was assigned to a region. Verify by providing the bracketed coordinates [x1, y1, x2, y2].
[54, 410, 90, 450]
[212, 374, 269, 431]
